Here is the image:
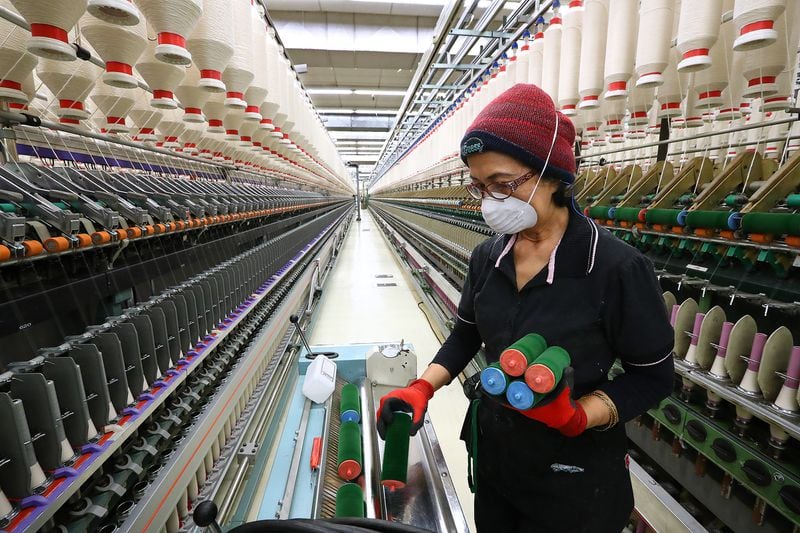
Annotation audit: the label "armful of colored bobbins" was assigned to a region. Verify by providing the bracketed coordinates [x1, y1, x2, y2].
[481, 333, 619, 436]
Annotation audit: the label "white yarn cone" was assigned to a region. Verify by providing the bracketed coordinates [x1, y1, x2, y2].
[187, 0, 235, 92]
[197, 136, 216, 159]
[760, 71, 792, 112]
[87, 0, 142, 27]
[657, 51, 683, 118]
[240, 120, 257, 148]
[733, 0, 786, 51]
[80, 12, 147, 88]
[541, 13, 562, 105]
[180, 124, 203, 154]
[10, 0, 86, 61]
[0, 1, 39, 103]
[635, 0, 675, 87]
[259, 31, 282, 130]
[557, 2, 583, 115]
[8, 72, 36, 112]
[132, 0, 203, 65]
[741, 12, 788, 98]
[91, 83, 136, 133]
[628, 86, 656, 126]
[223, 109, 245, 141]
[577, 0, 608, 108]
[157, 108, 186, 147]
[222, 0, 255, 109]
[603, 0, 638, 99]
[515, 33, 531, 84]
[136, 38, 186, 109]
[37, 55, 101, 119]
[676, 0, 723, 72]
[717, 48, 745, 120]
[244, 7, 268, 121]
[129, 90, 163, 140]
[528, 26, 544, 86]
[203, 92, 227, 133]
[175, 65, 211, 122]
[695, 7, 734, 110]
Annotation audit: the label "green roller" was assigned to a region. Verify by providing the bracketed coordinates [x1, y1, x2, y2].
[684, 210, 731, 230]
[335, 483, 365, 518]
[381, 412, 411, 490]
[645, 208, 682, 226]
[587, 205, 611, 219]
[741, 212, 800, 236]
[524, 346, 571, 394]
[724, 194, 747, 208]
[340, 383, 361, 423]
[52, 201, 69, 210]
[614, 207, 644, 223]
[786, 194, 800, 209]
[337, 421, 362, 481]
[499, 333, 547, 377]
[0, 203, 15, 213]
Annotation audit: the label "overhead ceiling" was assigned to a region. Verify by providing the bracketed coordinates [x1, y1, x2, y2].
[267, 0, 445, 176]
[267, 0, 528, 179]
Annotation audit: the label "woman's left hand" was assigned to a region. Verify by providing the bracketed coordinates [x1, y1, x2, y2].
[517, 367, 588, 437]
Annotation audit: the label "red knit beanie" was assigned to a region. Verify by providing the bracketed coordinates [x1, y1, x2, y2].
[460, 84, 577, 183]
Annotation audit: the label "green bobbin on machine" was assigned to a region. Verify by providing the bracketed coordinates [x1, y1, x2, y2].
[499, 333, 547, 377]
[335, 483, 365, 518]
[381, 411, 412, 490]
[524, 346, 571, 394]
[340, 383, 361, 423]
[645, 208, 683, 227]
[337, 421, 362, 481]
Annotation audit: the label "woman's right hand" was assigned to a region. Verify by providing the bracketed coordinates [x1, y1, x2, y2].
[376, 379, 435, 439]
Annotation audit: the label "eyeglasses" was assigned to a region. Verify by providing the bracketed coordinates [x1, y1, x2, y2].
[465, 170, 537, 200]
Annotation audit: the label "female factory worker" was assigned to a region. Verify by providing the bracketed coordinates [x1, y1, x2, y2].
[377, 84, 675, 533]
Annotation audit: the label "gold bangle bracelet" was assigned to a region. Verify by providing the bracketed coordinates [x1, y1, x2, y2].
[587, 391, 619, 431]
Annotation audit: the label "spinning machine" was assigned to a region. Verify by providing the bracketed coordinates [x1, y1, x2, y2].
[369, 1, 800, 532]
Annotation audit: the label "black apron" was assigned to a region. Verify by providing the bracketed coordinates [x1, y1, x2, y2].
[461, 394, 633, 533]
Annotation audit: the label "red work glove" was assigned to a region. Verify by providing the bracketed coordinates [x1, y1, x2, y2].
[376, 379, 434, 439]
[518, 367, 587, 437]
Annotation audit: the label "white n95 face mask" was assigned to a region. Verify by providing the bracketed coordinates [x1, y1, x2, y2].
[481, 177, 541, 234]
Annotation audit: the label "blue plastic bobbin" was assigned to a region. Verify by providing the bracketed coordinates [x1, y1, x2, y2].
[727, 211, 742, 230]
[340, 409, 361, 424]
[677, 209, 689, 226]
[607, 207, 617, 220]
[506, 380, 537, 410]
[481, 366, 508, 396]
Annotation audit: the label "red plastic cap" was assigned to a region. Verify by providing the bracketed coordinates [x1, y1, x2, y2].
[525, 364, 556, 393]
[338, 460, 361, 481]
[499, 349, 528, 377]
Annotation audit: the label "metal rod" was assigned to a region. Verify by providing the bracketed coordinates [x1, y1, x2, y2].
[373, 0, 554, 183]
[278, 399, 312, 519]
[215, 460, 249, 523]
[359, 379, 385, 520]
[580, 135, 800, 168]
[310, 398, 332, 519]
[578, 116, 799, 161]
[0, 110, 238, 169]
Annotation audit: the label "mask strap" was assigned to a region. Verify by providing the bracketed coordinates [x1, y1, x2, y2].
[526, 111, 560, 204]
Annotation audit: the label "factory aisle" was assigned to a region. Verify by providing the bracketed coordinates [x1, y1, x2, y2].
[309, 210, 475, 531]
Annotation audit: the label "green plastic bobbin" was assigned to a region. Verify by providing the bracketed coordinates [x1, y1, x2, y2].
[524, 346, 571, 394]
[381, 412, 412, 490]
[499, 333, 548, 377]
[335, 483, 365, 518]
[337, 421, 362, 481]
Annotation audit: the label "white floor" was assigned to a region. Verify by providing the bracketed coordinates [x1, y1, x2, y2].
[309, 211, 476, 531]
